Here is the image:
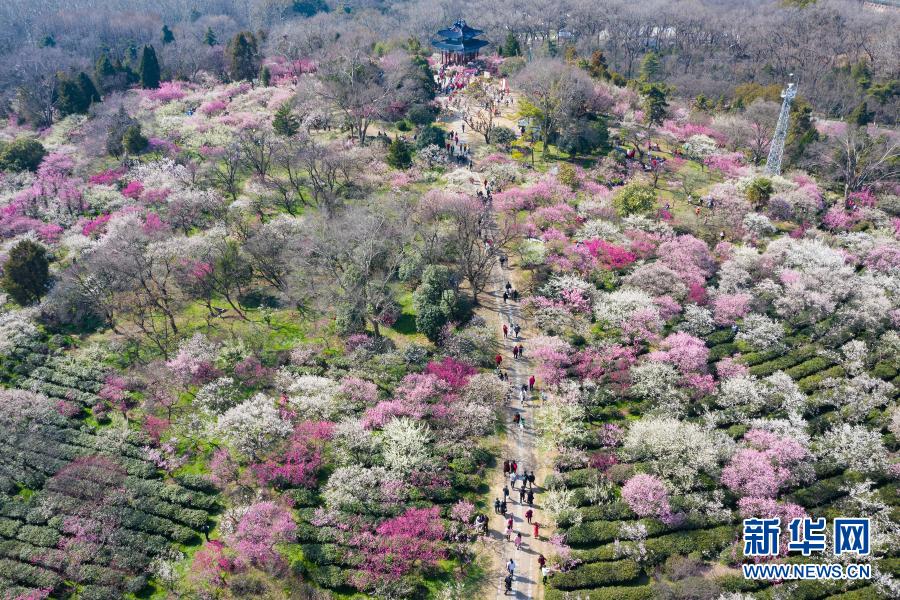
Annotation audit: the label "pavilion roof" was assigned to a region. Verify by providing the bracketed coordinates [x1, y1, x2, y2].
[436, 19, 484, 40]
[432, 38, 489, 52]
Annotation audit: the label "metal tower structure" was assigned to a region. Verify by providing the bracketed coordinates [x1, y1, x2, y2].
[763, 78, 798, 176]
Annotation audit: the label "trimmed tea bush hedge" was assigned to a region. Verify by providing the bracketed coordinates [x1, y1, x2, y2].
[548, 558, 640, 590]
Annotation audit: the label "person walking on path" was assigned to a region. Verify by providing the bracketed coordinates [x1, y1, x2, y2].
[519, 486, 526, 503]
[533, 521, 540, 540]
[505, 524, 513, 541]
[503, 460, 510, 476]
[528, 472, 536, 489]
[538, 554, 546, 570]
[511, 460, 518, 474]
[542, 566, 550, 584]
[500, 499, 507, 515]
[513, 345, 519, 359]
[519, 415, 525, 431]
[502, 485, 509, 501]
[525, 508, 533, 524]
[503, 290, 508, 303]
[503, 324, 508, 338]
[515, 531, 523, 550]
[519, 387, 525, 404]
[518, 344, 525, 358]
[513, 324, 521, 339]
[529, 375, 535, 391]
[495, 354, 503, 367]
[505, 281, 512, 292]
[513, 413, 520, 427]
[494, 498, 501, 514]
[509, 471, 517, 490]
[527, 489, 534, 506]
[504, 574, 513, 595]
[507, 558, 516, 576]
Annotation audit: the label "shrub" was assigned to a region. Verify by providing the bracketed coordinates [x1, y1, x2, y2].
[415, 124, 446, 150]
[407, 103, 437, 126]
[1, 240, 50, 306]
[564, 519, 666, 547]
[492, 126, 517, 148]
[785, 357, 832, 379]
[746, 177, 773, 206]
[549, 559, 641, 590]
[123, 124, 149, 155]
[386, 139, 412, 169]
[545, 585, 654, 600]
[613, 183, 656, 216]
[0, 138, 46, 172]
[797, 365, 844, 393]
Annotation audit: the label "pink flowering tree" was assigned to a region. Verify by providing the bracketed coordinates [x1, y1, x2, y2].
[722, 429, 809, 499]
[621, 474, 679, 524]
[648, 332, 709, 375]
[252, 421, 332, 489]
[352, 506, 446, 590]
[713, 293, 751, 325]
[531, 336, 573, 386]
[230, 501, 297, 571]
[424, 356, 477, 389]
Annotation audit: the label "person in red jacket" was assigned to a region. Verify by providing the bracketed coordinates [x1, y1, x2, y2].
[529, 375, 535, 391]
[495, 354, 503, 367]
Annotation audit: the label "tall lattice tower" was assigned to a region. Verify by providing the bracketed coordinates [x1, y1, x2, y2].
[763, 79, 798, 176]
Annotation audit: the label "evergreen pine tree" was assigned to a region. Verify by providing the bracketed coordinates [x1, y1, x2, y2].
[503, 33, 521, 57]
[273, 103, 300, 137]
[162, 25, 175, 45]
[204, 27, 218, 46]
[849, 101, 874, 126]
[641, 83, 669, 125]
[785, 100, 818, 165]
[1, 239, 50, 306]
[587, 50, 609, 79]
[639, 51, 662, 83]
[228, 32, 260, 82]
[40, 34, 56, 48]
[56, 76, 89, 116]
[386, 138, 412, 169]
[95, 54, 116, 90]
[139, 45, 161, 89]
[122, 124, 149, 155]
[77, 72, 101, 104]
[260, 65, 271, 87]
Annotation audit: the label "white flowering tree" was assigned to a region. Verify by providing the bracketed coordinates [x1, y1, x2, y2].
[622, 417, 734, 492]
[628, 361, 688, 416]
[382, 417, 431, 476]
[214, 394, 293, 459]
[816, 424, 890, 475]
[736, 314, 785, 351]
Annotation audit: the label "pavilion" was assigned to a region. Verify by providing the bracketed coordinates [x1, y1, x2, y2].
[432, 20, 489, 65]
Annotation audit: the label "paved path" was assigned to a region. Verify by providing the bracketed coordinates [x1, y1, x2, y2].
[477, 207, 551, 600]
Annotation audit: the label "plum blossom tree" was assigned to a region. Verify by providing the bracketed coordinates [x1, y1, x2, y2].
[621, 474, 673, 522]
[215, 394, 293, 459]
[382, 417, 431, 476]
[229, 501, 296, 571]
[816, 423, 890, 475]
[622, 417, 733, 492]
